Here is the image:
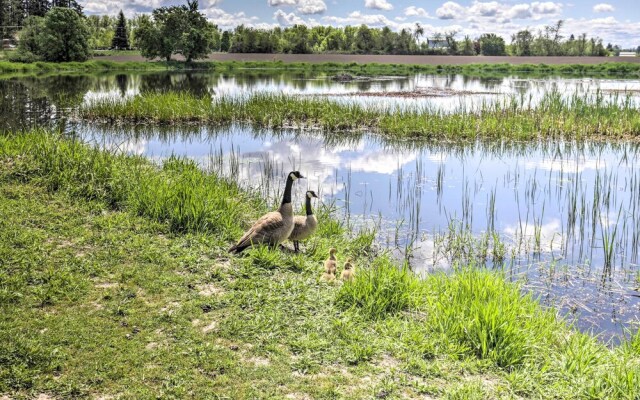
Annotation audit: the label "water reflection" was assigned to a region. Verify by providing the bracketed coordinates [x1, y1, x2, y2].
[75, 123, 640, 340]
[3, 70, 640, 340]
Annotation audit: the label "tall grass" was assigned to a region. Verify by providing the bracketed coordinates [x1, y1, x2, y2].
[0, 131, 261, 239]
[2, 59, 640, 77]
[81, 91, 640, 141]
[339, 264, 640, 397]
[2, 130, 639, 398]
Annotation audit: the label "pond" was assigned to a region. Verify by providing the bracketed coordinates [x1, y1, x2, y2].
[2, 69, 640, 341]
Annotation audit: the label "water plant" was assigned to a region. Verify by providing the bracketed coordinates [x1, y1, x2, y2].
[80, 90, 640, 141]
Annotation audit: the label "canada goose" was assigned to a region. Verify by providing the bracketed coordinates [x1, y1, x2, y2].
[289, 190, 319, 252]
[229, 171, 304, 254]
[324, 248, 337, 274]
[341, 258, 355, 281]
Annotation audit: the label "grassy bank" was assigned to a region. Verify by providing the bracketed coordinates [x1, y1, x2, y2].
[1, 131, 639, 398]
[2, 59, 640, 78]
[80, 91, 640, 141]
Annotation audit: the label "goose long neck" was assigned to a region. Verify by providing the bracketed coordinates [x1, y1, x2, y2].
[281, 176, 294, 206]
[305, 196, 313, 216]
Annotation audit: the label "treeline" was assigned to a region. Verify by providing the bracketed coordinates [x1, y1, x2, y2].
[224, 21, 613, 57]
[0, 0, 82, 27]
[4, 0, 637, 61]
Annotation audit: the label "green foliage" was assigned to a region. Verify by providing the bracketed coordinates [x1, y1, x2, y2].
[36, 7, 90, 62]
[479, 33, 506, 56]
[111, 10, 129, 50]
[15, 16, 45, 59]
[80, 90, 640, 141]
[336, 257, 420, 318]
[0, 131, 260, 239]
[134, 0, 217, 62]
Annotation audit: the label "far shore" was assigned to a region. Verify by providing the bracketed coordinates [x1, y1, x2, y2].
[97, 52, 640, 65]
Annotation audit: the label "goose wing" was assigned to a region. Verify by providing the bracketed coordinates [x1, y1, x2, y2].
[231, 211, 285, 250]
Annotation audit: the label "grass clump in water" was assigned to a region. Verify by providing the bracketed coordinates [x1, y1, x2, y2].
[81, 90, 640, 141]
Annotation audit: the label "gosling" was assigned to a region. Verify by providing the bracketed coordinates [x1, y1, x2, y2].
[324, 248, 337, 274]
[320, 271, 336, 282]
[289, 190, 319, 252]
[229, 171, 304, 253]
[340, 258, 355, 281]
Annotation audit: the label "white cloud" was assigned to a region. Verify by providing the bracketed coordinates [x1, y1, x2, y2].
[365, 0, 393, 11]
[469, 1, 500, 17]
[297, 0, 327, 14]
[404, 6, 429, 18]
[436, 1, 466, 20]
[205, 8, 261, 28]
[507, 4, 532, 19]
[323, 11, 396, 27]
[593, 3, 615, 13]
[531, 1, 562, 14]
[268, 0, 298, 5]
[266, 0, 326, 14]
[274, 9, 305, 25]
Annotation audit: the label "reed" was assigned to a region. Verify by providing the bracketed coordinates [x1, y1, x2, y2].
[80, 90, 640, 141]
[2, 59, 640, 78]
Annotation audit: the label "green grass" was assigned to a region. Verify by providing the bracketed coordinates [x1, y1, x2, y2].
[1, 131, 639, 398]
[1, 59, 640, 78]
[81, 91, 640, 141]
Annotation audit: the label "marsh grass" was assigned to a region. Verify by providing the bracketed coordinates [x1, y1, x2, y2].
[1, 131, 640, 398]
[81, 90, 640, 141]
[2, 59, 640, 78]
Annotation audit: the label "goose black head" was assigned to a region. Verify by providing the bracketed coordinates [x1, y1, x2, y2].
[289, 171, 305, 181]
[306, 190, 318, 199]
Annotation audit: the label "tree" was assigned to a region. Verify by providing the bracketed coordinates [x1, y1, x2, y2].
[445, 30, 458, 55]
[51, 0, 83, 15]
[461, 35, 475, 55]
[220, 30, 231, 52]
[111, 10, 129, 50]
[25, 0, 50, 17]
[512, 29, 533, 56]
[16, 16, 44, 54]
[135, 0, 216, 62]
[355, 24, 374, 53]
[35, 7, 90, 61]
[479, 33, 506, 56]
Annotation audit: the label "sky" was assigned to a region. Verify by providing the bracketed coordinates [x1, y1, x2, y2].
[81, 1, 640, 48]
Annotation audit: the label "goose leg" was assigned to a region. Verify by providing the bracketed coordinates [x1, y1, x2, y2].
[294, 241, 300, 252]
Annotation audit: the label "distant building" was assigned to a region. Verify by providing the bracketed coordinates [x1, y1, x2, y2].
[619, 51, 637, 57]
[427, 38, 449, 49]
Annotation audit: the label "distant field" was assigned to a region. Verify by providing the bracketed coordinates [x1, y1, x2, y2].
[99, 52, 640, 65]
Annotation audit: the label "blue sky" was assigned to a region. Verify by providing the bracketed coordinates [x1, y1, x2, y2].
[82, 1, 640, 48]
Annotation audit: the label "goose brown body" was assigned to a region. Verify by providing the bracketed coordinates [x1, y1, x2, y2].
[229, 171, 303, 254]
[289, 190, 319, 252]
[324, 248, 337, 274]
[341, 258, 355, 281]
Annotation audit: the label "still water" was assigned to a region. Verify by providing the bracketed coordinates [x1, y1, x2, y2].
[2, 70, 640, 340]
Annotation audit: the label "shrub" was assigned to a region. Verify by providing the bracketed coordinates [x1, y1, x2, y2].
[38, 8, 90, 62]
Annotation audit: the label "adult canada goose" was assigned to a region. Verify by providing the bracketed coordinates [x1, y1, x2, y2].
[341, 258, 355, 281]
[228, 171, 304, 254]
[289, 190, 319, 252]
[324, 248, 337, 274]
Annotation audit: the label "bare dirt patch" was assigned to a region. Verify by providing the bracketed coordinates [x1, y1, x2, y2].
[197, 283, 224, 297]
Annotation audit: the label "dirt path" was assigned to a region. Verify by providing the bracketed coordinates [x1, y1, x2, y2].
[98, 52, 640, 65]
